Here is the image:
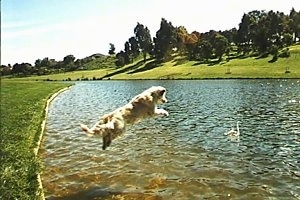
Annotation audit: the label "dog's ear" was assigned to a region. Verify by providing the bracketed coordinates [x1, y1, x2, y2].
[152, 89, 165, 99]
[158, 89, 166, 96]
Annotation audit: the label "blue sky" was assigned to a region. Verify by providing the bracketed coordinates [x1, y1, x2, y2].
[2, 0, 300, 65]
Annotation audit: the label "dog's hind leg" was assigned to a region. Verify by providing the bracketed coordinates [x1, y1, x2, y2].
[102, 132, 112, 150]
[101, 118, 125, 150]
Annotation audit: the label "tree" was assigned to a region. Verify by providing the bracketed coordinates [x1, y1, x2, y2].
[63, 55, 76, 71]
[115, 51, 126, 67]
[289, 8, 300, 42]
[0, 65, 12, 76]
[134, 23, 153, 62]
[213, 33, 229, 61]
[12, 63, 33, 75]
[128, 36, 139, 58]
[236, 13, 252, 54]
[282, 33, 293, 46]
[176, 26, 189, 54]
[124, 41, 131, 64]
[221, 28, 237, 45]
[154, 18, 177, 61]
[176, 27, 199, 59]
[253, 13, 269, 54]
[35, 59, 42, 68]
[197, 40, 213, 60]
[40, 57, 51, 67]
[108, 43, 116, 55]
[186, 31, 200, 60]
[63, 55, 75, 65]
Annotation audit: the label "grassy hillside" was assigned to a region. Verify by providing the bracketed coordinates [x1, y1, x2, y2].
[81, 54, 116, 70]
[15, 44, 300, 81]
[109, 44, 300, 79]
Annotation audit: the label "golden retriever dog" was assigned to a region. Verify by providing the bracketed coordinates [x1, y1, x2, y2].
[80, 86, 169, 150]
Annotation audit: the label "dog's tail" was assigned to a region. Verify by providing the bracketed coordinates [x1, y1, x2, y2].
[80, 124, 95, 137]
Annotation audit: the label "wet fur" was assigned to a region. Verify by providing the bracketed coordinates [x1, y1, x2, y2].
[80, 86, 169, 150]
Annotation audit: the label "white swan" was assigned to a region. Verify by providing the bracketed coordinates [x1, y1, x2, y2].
[224, 121, 240, 137]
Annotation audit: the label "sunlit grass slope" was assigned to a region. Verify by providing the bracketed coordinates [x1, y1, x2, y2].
[111, 44, 300, 79]
[14, 44, 300, 81]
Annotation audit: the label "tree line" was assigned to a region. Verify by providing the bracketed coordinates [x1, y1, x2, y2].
[0, 53, 105, 76]
[111, 8, 300, 67]
[1, 8, 299, 76]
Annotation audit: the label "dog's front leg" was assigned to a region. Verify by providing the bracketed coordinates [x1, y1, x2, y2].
[155, 108, 169, 116]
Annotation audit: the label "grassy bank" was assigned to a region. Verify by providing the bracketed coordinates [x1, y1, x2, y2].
[108, 44, 300, 79]
[0, 80, 72, 199]
[16, 44, 300, 81]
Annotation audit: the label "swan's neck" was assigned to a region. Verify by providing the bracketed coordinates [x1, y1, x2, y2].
[236, 122, 240, 133]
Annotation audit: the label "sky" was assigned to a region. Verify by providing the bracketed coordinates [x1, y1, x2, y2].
[1, 0, 300, 65]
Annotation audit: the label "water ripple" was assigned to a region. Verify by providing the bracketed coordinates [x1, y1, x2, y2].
[41, 80, 300, 199]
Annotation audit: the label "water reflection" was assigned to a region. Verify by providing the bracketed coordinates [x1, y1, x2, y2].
[41, 80, 300, 199]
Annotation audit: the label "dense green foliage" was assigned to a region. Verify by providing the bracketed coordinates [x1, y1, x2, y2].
[115, 8, 300, 65]
[0, 80, 71, 199]
[1, 54, 113, 76]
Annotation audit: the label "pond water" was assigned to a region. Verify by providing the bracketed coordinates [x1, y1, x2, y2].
[41, 80, 300, 200]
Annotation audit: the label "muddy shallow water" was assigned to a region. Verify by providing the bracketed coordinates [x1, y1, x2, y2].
[41, 80, 300, 199]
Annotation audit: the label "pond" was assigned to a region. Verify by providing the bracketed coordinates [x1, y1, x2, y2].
[41, 79, 300, 200]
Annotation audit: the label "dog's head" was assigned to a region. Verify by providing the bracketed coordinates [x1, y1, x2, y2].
[149, 86, 168, 104]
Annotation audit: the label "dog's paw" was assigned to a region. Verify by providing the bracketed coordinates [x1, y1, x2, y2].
[81, 124, 89, 132]
[161, 110, 169, 116]
[155, 108, 169, 116]
[164, 111, 169, 116]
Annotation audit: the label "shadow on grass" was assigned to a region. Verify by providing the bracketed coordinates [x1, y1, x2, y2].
[48, 187, 162, 200]
[192, 54, 253, 67]
[227, 54, 250, 60]
[255, 52, 269, 59]
[192, 59, 221, 66]
[101, 58, 152, 79]
[128, 60, 162, 74]
[171, 56, 189, 66]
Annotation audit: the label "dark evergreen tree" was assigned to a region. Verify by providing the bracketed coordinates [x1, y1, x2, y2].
[134, 23, 153, 62]
[154, 18, 177, 61]
[128, 36, 139, 58]
[108, 43, 116, 55]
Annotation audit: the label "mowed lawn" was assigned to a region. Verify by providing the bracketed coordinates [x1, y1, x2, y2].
[112, 44, 300, 79]
[0, 80, 72, 199]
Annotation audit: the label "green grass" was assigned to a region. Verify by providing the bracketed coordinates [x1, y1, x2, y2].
[82, 55, 116, 70]
[19, 68, 114, 81]
[110, 44, 300, 79]
[0, 79, 72, 199]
